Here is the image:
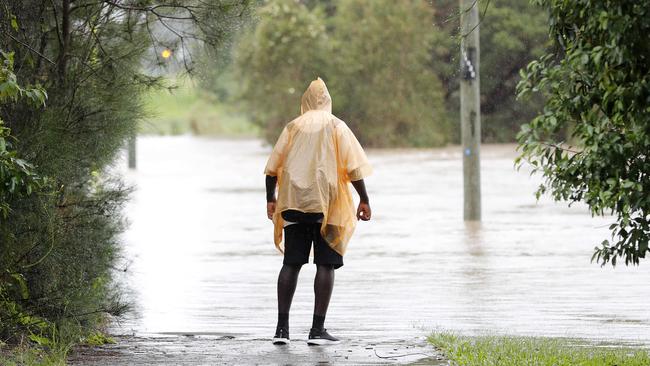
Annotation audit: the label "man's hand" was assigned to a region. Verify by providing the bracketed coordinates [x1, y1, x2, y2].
[357, 202, 371, 221]
[351, 179, 371, 221]
[267, 201, 276, 220]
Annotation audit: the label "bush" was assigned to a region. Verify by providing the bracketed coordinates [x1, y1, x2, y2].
[233, 0, 330, 143]
[328, 0, 450, 147]
[231, 0, 551, 146]
[1, 0, 251, 359]
[517, 0, 650, 266]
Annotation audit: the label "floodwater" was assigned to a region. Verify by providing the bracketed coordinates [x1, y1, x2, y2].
[112, 136, 649, 351]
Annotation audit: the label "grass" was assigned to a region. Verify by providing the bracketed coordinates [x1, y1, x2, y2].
[139, 76, 259, 136]
[0, 340, 67, 366]
[0, 327, 116, 365]
[428, 332, 650, 366]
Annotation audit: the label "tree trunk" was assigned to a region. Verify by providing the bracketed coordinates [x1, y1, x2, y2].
[57, 0, 71, 80]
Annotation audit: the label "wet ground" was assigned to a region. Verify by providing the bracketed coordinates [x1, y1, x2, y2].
[69, 136, 650, 365]
[69, 335, 443, 365]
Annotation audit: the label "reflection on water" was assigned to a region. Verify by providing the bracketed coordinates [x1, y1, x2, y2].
[114, 136, 650, 345]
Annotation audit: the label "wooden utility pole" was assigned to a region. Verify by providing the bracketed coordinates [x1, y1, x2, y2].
[128, 136, 136, 169]
[460, 0, 481, 221]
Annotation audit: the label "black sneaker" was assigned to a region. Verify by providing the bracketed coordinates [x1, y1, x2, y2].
[272, 327, 290, 345]
[307, 328, 340, 345]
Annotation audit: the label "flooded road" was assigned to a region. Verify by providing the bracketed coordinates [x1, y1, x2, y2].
[85, 136, 650, 364]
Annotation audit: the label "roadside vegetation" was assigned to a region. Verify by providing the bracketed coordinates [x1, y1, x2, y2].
[221, 0, 549, 147]
[429, 333, 650, 366]
[516, 0, 650, 266]
[139, 77, 258, 136]
[1, 1, 251, 364]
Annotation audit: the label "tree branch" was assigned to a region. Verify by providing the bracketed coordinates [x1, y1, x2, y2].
[538, 141, 583, 155]
[102, 0, 201, 20]
[461, 0, 491, 38]
[2, 32, 56, 66]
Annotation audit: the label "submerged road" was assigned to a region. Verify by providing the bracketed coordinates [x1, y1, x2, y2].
[69, 136, 650, 365]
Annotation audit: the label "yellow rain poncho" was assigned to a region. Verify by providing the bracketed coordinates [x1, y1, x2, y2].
[264, 78, 372, 256]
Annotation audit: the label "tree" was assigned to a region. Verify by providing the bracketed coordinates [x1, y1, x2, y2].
[478, 0, 548, 142]
[328, 0, 449, 147]
[0, 0, 251, 349]
[0, 51, 46, 219]
[233, 0, 329, 143]
[231, 0, 550, 146]
[0, 49, 51, 349]
[516, 0, 650, 266]
[234, 0, 449, 147]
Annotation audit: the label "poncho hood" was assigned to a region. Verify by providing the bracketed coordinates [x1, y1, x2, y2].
[300, 77, 332, 114]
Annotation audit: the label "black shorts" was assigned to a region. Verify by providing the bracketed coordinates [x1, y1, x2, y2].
[282, 210, 343, 269]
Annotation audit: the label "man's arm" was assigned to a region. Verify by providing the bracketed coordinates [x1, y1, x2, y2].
[351, 179, 371, 221]
[266, 175, 277, 220]
[336, 124, 372, 221]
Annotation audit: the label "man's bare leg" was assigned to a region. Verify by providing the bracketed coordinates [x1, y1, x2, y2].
[276, 264, 302, 333]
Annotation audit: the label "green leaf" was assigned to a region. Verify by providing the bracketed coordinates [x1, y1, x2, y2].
[11, 15, 19, 31]
[10, 273, 29, 299]
[28, 333, 52, 347]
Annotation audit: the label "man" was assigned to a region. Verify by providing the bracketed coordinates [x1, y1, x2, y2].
[264, 77, 372, 345]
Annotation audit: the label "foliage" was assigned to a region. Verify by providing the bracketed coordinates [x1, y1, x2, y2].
[233, 0, 448, 147]
[516, 0, 650, 266]
[328, 0, 449, 147]
[477, 0, 549, 142]
[0, 0, 251, 360]
[0, 340, 68, 366]
[431, 0, 550, 143]
[429, 332, 650, 366]
[82, 331, 115, 346]
[233, 0, 329, 143]
[0, 51, 46, 219]
[229, 0, 549, 146]
[0, 48, 60, 363]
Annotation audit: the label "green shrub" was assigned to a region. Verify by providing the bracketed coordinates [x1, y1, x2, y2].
[233, 0, 330, 143]
[516, 0, 650, 265]
[328, 0, 449, 147]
